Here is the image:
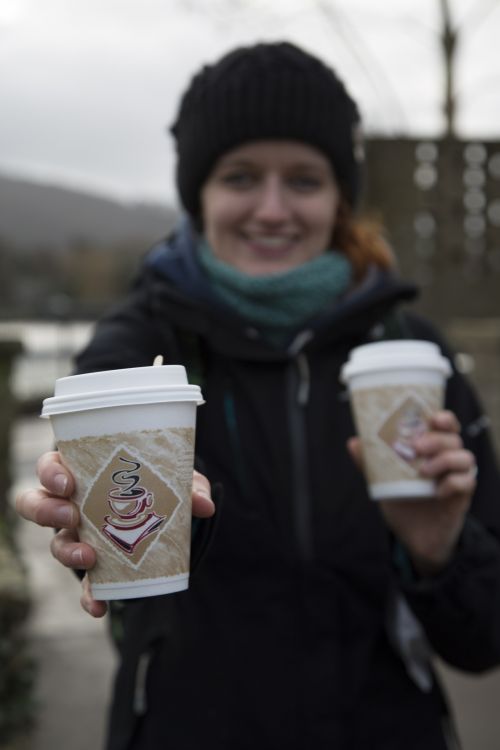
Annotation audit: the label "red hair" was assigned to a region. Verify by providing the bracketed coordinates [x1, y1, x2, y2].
[332, 199, 395, 280]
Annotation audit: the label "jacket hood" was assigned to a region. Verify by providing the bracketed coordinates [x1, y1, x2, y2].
[146, 216, 219, 305]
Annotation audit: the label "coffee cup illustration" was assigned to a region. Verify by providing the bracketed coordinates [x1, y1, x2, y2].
[391, 406, 427, 463]
[102, 457, 166, 554]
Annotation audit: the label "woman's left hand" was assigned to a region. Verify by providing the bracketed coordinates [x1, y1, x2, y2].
[348, 410, 477, 577]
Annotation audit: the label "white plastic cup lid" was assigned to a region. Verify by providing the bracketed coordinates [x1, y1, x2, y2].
[340, 340, 452, 383]
[41, 365, 204, 416]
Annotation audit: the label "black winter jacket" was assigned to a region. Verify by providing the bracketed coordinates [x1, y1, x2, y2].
[75, 222, 500, 750]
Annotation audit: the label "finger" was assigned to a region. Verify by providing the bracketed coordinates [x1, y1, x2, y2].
[80, 576, 108, 618]
[346, 436, 364, 470]
[50, 528, 97, 569]
[435, 468, 477, 500]
[428, 410, 461, 434]
[192, 470, 215, 518]
[420, 449, 476, 479]
[414, 430, 462, 457]
[37, 451, 75, 497]
[15, 488, 80, 529]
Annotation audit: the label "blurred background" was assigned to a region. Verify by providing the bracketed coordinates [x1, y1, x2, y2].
[1, 1, 499, 748]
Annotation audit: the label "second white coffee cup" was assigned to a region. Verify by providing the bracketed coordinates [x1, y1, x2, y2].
[341, 340, 452, 500]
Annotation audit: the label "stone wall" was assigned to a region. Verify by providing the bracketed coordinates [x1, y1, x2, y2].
[0, 341, 22, 516]
[0, 340, 34, 746]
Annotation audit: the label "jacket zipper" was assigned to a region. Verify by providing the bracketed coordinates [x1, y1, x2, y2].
[287, 334, 313, 563]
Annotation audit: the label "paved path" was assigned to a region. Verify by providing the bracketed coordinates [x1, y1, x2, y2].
[10, 416, 500, 749]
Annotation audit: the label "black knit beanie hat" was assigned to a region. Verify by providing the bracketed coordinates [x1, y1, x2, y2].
[170, 41, 364, 217]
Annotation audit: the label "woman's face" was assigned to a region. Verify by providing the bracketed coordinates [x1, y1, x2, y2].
[200, 140, 340, 276]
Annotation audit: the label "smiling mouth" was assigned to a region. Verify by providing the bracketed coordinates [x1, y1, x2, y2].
[243, 234, 296, 253]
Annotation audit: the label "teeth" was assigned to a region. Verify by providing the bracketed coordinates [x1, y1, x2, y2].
[249, 236, 292, 247]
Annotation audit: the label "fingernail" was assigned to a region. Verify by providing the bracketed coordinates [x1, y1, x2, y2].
[53, 473, 68, 495]
[196, 489, 212, 501]
[72, 548, 84, 566]
[55, 505, 74, 526]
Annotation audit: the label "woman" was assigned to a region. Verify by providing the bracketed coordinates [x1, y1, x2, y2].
[17, 41, 500, 749]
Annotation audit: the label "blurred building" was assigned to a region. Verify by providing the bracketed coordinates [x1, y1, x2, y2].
[364, 137, 500, 451]
[364, 137, 500, 321]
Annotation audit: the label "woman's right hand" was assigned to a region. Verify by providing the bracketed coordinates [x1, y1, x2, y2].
[16, 452, 215, 619]
[15, 451, 107, 616]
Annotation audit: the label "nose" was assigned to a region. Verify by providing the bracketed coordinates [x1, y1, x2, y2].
[253, 176, 291, 223]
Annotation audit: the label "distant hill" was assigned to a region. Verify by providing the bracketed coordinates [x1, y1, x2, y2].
[0, 173, 178, 251]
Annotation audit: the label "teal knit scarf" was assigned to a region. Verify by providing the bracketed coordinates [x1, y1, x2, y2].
[197, 241, 353, 345]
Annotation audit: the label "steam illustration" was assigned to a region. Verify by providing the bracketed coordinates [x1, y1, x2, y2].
[109, 457, 143, 498]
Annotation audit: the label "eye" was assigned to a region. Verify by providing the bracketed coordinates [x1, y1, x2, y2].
[288, 174, 323, 192]
[220, 170, 257, 189]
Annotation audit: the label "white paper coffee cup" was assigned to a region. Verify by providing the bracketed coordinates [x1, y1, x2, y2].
[41, 365, 204, 600]
[341, 340, 452, 500]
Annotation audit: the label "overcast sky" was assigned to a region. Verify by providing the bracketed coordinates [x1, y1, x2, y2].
[0, 0, 499, 206]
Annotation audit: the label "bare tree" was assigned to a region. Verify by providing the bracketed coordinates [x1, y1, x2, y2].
[175, 0, 499, 138]
[439, 0, 457, 138]
[439, 0, 498, 137]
